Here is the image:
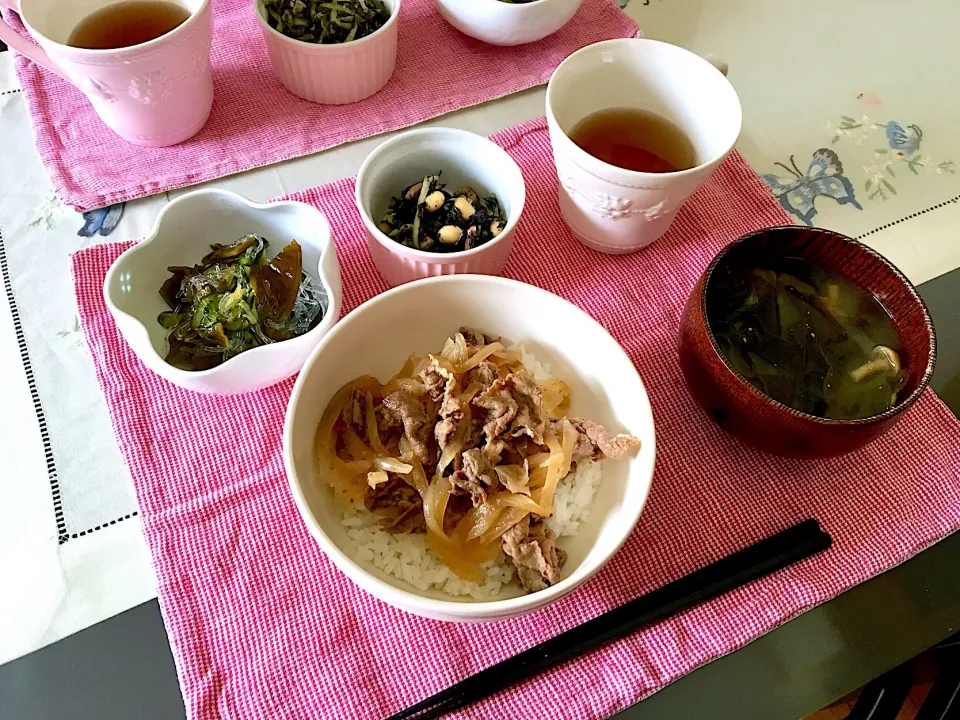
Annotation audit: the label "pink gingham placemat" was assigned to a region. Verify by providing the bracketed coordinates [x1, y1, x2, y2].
[71, 118, 960, 719]
[3, 0, 637, 213]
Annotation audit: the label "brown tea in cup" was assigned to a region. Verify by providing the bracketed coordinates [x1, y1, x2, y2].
[67, 0, 190, 50]
[568, 107, 697, 174]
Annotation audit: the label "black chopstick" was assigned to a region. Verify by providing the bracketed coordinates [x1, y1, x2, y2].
[386, 518, 832, 720]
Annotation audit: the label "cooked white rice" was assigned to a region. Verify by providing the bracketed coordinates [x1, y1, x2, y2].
[339, 345, 602, 599]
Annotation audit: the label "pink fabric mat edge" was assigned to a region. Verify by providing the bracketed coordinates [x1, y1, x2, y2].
[69, 118, 960, 718]
[4, 0, 638, 212]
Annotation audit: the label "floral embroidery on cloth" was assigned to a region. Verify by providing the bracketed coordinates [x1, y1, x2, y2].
[829, 116, 955, 200]
[762, 115, 956, 222]
[29, 193, 66, 230]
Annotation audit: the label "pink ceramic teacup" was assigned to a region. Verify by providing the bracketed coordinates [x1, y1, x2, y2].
[0, 0, 213, 147]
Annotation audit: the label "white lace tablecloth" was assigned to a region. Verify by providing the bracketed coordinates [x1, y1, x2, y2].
[1, 0, 959, 664]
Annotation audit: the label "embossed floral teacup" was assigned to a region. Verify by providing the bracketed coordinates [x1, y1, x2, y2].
[0, 0, 213, 147]
[545, 38, 742, 254]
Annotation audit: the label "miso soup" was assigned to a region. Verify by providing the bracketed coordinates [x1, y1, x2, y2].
[707, 256, 907, 420]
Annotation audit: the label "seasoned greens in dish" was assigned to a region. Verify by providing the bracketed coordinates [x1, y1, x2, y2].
[158, 234, 327, 371]
[263, 0, 390, 44]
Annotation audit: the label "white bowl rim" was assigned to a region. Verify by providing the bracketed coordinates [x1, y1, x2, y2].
[283, 274, 657, 619]
[254, 0, 401, 51]
[545, 38, 743, 182]
[354, 126, 526, 262]
[102, 188, 339, 381]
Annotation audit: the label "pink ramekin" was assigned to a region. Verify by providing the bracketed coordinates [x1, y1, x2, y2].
[255, 0, 399, 105]
[354, 127, 526, 287]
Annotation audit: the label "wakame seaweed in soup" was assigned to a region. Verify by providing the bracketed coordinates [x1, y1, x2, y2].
[707, 255, 908, 420]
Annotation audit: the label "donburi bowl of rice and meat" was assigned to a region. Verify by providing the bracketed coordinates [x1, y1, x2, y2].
[283, 275, 656, 622]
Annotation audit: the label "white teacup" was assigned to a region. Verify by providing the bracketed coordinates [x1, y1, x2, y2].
[545, 39, 742, 254]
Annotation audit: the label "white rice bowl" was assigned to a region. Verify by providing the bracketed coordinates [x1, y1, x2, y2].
[339, 345, 604, 599]
[285, 275, 657, 623]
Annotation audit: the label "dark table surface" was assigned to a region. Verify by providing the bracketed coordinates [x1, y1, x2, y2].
[2, 267, 959, 720]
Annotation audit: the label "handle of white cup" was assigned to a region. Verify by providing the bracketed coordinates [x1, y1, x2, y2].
[702, 53, 729, 77]
[0, 0, 71, 81]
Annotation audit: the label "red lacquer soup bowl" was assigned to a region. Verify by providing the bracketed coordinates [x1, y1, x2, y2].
[678, 226, 937, 458]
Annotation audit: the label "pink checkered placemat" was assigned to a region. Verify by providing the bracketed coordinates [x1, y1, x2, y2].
[71, 118, 960, 719]
[3, 0, 637, 213]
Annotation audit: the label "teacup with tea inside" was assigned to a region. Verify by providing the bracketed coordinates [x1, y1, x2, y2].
[545, 38, 742, 254]
[569, 108, 697, 175]
[67, 0, 191, 49]
[0, 0, 214, 146]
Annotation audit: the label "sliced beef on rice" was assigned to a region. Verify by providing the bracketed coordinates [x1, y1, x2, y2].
[464, 414, 488, 457]
[326, 329, 645, 597]
[450, 448, 498, 506]
[464, 360, 499, 396]
[501, 516, 567, 592]
[420, 368, 446, 404]
[437, 361, 498, 456]
[341, 388, 367, 433]
[380, 390, 435, 465]
[508, 371, 546, 444]
[419, 355, 456, 404]
[435, 388, 464, 452]
[428, 357, 466, 452]
[481, 437, 506, 466]
[364, 476, 425, 534]
[566, 417, 642, 463]
[460, 327, 497, 347]
[375, 399, 398, 432]
[498, 437, 541, 467]
[434, 411, 459, 452]
[473, 369, 546, 446]
[473, 380, 517, 444]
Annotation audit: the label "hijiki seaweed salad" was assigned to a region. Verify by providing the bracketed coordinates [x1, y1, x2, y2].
[263, 0, 390, 44]
[316, 329, 641, 596]
[378, 174, 507, 253]
[158, 234, 328, 371]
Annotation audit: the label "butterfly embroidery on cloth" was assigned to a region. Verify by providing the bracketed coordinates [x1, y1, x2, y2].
[78, 202, 125, 237]
[761, 149, 862, 226]
[884, 121, 923, 155]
